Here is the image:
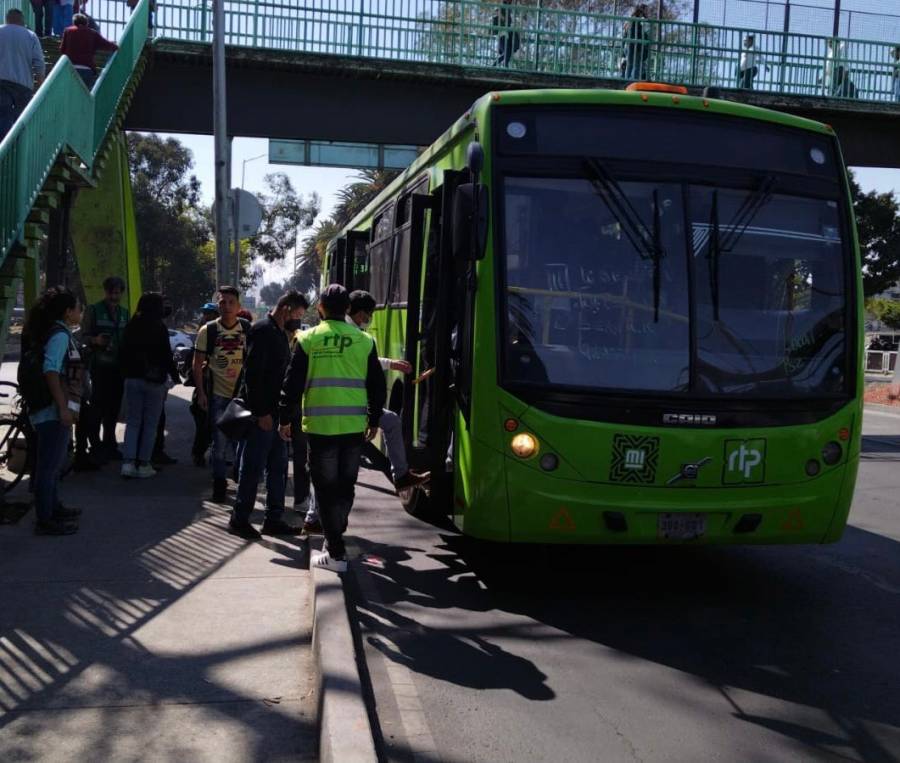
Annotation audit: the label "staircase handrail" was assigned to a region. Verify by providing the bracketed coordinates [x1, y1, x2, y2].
[0, 0, 150, 260]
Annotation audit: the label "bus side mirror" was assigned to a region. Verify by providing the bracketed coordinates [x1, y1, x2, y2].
[452, 183, 489, 262]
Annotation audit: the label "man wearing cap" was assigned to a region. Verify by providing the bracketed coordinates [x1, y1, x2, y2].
[278, 284, 386, 572]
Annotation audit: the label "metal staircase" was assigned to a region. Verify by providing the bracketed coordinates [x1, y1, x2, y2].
[0, 0, 151, 360]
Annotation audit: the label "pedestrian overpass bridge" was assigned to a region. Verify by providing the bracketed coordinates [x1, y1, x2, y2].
[1, 0, 899, 355]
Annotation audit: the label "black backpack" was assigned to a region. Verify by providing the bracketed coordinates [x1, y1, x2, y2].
[17, 326, 67, 411]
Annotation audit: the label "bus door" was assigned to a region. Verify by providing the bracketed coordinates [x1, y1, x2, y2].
[346, 230, 369, 291]
[328, 237, 347, 286]
[406, 169, 467, 474]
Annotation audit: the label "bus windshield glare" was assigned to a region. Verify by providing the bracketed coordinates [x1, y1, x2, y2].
[501, 173, 848, 398]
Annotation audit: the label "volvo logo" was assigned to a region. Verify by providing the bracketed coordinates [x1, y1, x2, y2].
[662, 413, 718, 426]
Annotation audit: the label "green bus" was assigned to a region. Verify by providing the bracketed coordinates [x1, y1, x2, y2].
[324, 84, 862, 545]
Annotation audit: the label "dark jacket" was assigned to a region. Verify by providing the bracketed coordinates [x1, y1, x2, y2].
[243, 314, 292, 418]
[278, 336, 386, 430]
[119, 317, 178, 384]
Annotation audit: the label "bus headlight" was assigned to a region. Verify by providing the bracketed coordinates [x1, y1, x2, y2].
[510, 433, 538, 459]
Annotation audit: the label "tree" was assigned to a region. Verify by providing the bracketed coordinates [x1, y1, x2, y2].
[126, 133, 216, 312]
[867, 298, 900, 330]
[259, 281, 285, 307]
[246, 172, 320, 263]
[294, 170, 398, 296]
[850, 173, 900, 297]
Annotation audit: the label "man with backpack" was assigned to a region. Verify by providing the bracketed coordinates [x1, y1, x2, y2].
[192, 286, 249, 502]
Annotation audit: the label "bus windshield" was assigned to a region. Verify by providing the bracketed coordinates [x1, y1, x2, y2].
[500, 174, 848, 398]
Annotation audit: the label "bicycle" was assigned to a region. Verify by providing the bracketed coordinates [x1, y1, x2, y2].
[0, 381, 36, 494]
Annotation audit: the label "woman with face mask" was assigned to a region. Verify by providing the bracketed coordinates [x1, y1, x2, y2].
[20, 286, 86, 535]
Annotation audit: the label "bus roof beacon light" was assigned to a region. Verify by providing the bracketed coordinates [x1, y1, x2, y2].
[511, 433, 538, 459]
[540, 453, 559, 471]
[504, 418, 519, 432]
[626, 82, 688, 95]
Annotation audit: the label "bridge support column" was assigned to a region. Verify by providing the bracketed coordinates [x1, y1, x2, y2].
[69, 131, 142, 314]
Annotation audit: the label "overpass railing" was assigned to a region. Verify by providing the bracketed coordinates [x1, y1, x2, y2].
[0, 0, 150, 261]
[78, 0, 900, 105]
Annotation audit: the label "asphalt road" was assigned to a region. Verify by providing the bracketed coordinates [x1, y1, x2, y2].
[344, 408, 900, 763]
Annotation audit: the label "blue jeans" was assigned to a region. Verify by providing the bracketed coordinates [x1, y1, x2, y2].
[52, 3, 73, 36]
[233, 424, 287, 524]
[34, 420, 71, 522]
[123, 378, 166, 462]
[308, 432, 363, 559]
[210, 394, 236, 480]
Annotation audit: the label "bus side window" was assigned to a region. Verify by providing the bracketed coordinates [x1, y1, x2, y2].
[368, 205, 395, 306]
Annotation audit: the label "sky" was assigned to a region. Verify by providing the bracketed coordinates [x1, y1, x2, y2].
[161, 133, 900, 298]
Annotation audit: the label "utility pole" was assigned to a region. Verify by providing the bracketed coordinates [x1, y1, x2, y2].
[213, 0, 231, 288]
[832, 0, 841, 38]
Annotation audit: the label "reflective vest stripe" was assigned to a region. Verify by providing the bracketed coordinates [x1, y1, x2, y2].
[304, 405, 369, 417]
[306, 377, 366, 390]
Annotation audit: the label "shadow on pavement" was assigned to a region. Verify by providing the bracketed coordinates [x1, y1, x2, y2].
[0, 389, 315, 761]
[351, 523, 900, 763]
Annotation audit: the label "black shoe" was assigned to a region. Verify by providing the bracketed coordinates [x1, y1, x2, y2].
[227, 520, 262, 540]
[261, 518, 302, 536]
[301, 519, 323, 536]
[212, 478, 228, 502]
[35, 518, 78, 536]
[152, 451, 178, 466]
[72, 454, 101, 472]
[53, 504, 82, 520]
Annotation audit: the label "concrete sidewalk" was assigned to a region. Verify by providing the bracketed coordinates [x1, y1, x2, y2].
[0, 385, 317, 762]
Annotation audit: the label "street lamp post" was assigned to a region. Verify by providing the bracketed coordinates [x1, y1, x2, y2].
[212, 0, 230, 288]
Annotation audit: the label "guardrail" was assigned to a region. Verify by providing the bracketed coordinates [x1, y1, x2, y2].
[0, 0, 149, 261]
[865, 350, 899, 375]
[76, 0, 900, 105]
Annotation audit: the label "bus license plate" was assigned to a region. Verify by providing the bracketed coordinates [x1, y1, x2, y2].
[658, 513, 706, 540]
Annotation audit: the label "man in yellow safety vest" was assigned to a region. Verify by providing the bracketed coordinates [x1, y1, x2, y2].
[278, 284, 386, 572]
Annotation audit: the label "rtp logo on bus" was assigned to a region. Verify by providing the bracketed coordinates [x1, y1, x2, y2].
[722, 439, 767, 484]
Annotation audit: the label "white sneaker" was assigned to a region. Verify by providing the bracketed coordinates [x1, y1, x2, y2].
[135, 464, 157, 479]
[311, 551, 347, 573]
[120, 463, 137, 479]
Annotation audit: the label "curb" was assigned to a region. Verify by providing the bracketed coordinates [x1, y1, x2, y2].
[864, 403, 900, 416]
[311, 539, 378, 763]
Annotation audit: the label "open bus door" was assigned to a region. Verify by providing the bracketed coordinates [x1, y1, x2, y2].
[400, 170, 468, 517]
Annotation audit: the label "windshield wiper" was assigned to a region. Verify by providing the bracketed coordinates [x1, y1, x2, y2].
[584, 158, 665, 322]
[706, 175, 776, 323]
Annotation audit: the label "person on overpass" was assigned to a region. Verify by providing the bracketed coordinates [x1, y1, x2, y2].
[278, 284, 386, 573]
[0, 8, 45, 140]
[737, 34, 768, 90]
[60, 13, 117, 90]
[347, 290, 430, 491]
[893, 46, 900, 102]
